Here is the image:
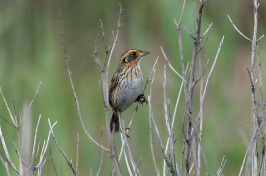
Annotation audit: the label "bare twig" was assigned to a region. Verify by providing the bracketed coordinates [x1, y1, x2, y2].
[257, 34, 264, 43]
[0, 86, 16, 125]
[96, 127, 104, 176]
[59, 9, 108, 152]
[99, 19, 110, 69]
[184, 27, 195, 39]
[50, 148, 58, 176]
[123, 146, 133, 176]
[35, 120, 57, 174]
[48, 119, 76, 175]
[202, 36, 224, 101]
[31, 115, 42, 165]
[148, 94, 176, 176]
[160, 47, 186, 82]
[216, 153, 227, 176]
[134, 158, 142, 175]
[106, 4, 124, 75]
[185, 110, 210, 176]
[19, 81, 42, 127]
[0, 154, 11, 176]
[0, 115, 16, 128]
[228, 15, 252, 41]
[194, 59, 209, 85]
[239, 134, 254, 175]
[242, 1, 261, 175]
[76, 132, 80, 176]
[184, 1, 206, 174]
[125, 139, 141, 175]
[12, 142, 28, 166]
[149, 107, 160, 176]
[257, 48, 266, 176]
[0, 123, 18, 174]
[200, 23, 212, 38]
[148, 67, 160, 176]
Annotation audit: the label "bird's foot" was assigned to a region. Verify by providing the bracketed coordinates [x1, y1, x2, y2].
[135, 94, 148, 104]
[120, 128, 131, 138]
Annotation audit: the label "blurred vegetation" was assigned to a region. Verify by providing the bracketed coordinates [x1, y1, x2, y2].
[1, 0, 266, 175]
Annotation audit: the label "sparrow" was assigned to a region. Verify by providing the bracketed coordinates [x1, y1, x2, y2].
[109, 49, 149, 132]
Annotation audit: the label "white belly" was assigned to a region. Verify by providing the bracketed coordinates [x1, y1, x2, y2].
[116, 77, 143, 112]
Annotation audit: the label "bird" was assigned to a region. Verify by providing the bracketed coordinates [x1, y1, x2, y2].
[109, 49, 150, 132]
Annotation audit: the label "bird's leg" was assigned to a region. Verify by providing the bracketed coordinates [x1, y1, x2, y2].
[118, 112, 123, 132]
[117, 113, 131, 138]
[135, 94, 148, 104]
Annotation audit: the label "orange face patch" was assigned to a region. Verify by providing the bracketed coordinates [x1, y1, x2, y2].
[120, 50, 143, 66]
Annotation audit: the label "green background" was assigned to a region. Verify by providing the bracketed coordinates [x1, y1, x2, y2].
[1, 0, 266, 175]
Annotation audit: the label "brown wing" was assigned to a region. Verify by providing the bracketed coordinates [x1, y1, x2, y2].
[109, 71, 119, 108]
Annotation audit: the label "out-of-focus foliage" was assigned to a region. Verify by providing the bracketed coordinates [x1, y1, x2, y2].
[0, 0, 266, 175]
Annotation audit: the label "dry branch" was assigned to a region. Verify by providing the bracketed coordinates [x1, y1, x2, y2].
[59, 9, 108, 153]
[48, 119, 76, 175]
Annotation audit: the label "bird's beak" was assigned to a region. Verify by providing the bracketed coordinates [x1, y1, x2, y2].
[140, 51, 150, 56]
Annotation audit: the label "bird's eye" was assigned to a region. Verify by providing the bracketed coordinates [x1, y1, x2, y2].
[131, 52, 136, 56]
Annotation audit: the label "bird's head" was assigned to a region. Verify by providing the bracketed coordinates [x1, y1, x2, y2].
[119, 49, 150, 67]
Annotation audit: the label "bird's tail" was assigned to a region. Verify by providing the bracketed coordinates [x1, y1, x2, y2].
[110, 111, 120, 132]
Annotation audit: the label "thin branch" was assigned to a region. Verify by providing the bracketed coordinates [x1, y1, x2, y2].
[163, 65, 171, 135]
[48, 119, 76, 176]
[19, 81, 42, 127]
[163, 69, 185, 175]
[99, 19, 110, 69]
[202, 36, 224, 101]
[257, 34, 264, 43]
[31, 115, 42, 164]
[96, 127, 104, 176]
[76, 132, 80, 176]
[216, 153, 227, 176]
[149, 107, 160, 176]
[184, 1, 207, 174]
[185, 111, 210, 176]
[36, 120, 57, 171]
[0, 154, 11, 176]
[134, 158, 142, 175]
[227, 15, 252, 41]
[12, 141, 28, 166]
[0, 123, 18, 174]
[123, 147, 133, 176]
[200, 23, 212, 38]
[50, 148, 58, 176]
[0, 115, 16, 128]
[106, 4, 124, 75]
[125, 139, 141, 175]
[257, 48, 266, 176]
[160, 47, 186, 82]
[177, 0, 186, 26]
[0, 86, 16, 125]
[194, 59, 209, 85]
[239, 134, 255, 175]
[148, 95, 176, 176]
[184, 27, 196, 39]
[258, 136, 265, 176]
[199, 25, 212, 52]
[59, 9, 108, 152]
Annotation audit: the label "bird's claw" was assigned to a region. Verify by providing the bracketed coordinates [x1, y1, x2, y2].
[120, 128, 131, 138]
[135, 94, 148, 104]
